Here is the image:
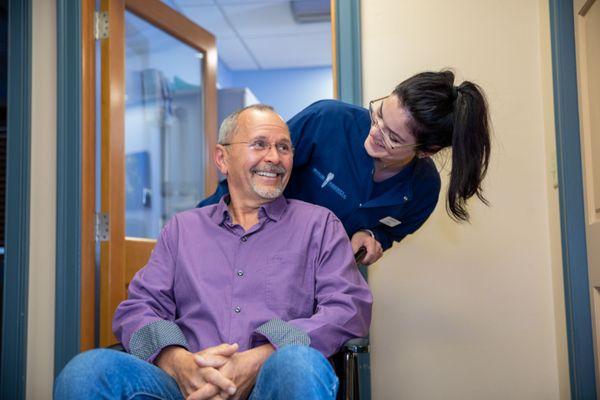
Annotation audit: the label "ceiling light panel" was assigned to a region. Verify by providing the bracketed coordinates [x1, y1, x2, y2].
[244, 31, 331, 70]
[221, 3, 329, 37]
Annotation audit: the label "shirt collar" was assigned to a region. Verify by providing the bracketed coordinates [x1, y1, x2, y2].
[259, 195, 287, 222]
[210, 194, 288, 225]
[207, 194, 230, 226]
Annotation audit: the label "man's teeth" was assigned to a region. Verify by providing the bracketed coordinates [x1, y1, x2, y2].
[255, 171, 277, 177]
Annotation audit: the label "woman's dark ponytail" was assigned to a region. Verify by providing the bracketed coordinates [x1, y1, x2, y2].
[449, 81, 490, 221]
[393, 71, 491, 222]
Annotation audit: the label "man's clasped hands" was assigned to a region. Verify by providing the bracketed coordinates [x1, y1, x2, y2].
[156, 343, 275, 400]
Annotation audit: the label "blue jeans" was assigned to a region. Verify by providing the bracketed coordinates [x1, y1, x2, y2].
[54, 345, 338, 400]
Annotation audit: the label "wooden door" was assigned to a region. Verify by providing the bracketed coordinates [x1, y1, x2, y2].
[99, 0, 218, 346]
[575, 0, 600, 392]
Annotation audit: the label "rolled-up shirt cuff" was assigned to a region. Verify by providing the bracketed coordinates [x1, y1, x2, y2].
[255, 319, 310, 349]
[128, 319, 189, 362]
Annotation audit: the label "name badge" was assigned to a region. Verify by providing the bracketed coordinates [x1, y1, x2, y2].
[379, 216, 401, 227]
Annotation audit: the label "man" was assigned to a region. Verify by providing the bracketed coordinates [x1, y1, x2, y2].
[54, 104, 372, 400]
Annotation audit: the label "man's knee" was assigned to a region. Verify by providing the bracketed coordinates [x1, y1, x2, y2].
[56, 349, 117, 381]
[254, 345, 338, 399]
[262, 345, 334, 380]
[54, 349, 132, 397]
[55, 348, 182, 400]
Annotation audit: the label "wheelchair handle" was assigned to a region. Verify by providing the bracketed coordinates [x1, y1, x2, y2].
[354, 246, 367, 264]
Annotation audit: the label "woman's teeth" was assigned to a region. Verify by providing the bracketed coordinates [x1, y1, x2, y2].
[371, 137, 385, 149]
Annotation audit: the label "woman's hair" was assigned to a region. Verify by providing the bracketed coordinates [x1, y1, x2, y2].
[392, 70, 491, 222]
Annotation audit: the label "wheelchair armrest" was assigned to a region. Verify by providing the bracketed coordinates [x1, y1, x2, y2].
[343, 338, 369, 354]
[333, 337, 369, 400]
[107, 343, 125, 352]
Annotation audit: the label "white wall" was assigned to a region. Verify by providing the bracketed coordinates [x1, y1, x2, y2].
[26, 0, 56, 398]
[362, 1, 569, 399]
[229, 66, 333, 120]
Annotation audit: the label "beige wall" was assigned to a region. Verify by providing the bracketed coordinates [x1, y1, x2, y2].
[26, 0, 57, 398]
[362, 1, 568, 399]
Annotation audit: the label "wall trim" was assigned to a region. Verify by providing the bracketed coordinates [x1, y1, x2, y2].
[54, 0, 82, 376]
[334, 1, 369, 398]
[335, 0, 362, 105]
[548, 0, 597, 398]
[0, 0, 32, 398]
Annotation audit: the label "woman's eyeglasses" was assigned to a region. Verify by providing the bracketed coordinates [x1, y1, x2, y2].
[368, 96, 419, 151]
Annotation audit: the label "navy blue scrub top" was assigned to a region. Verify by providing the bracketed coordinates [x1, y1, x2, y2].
[198, 100, 441, 251]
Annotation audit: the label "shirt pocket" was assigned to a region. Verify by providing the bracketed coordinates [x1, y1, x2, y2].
[265, 252, 314, 318]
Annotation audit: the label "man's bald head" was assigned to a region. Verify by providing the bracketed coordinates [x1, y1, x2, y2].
[218, 104, 287, 145]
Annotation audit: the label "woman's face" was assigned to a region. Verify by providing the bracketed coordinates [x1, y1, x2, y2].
[364, 94, 419, 165]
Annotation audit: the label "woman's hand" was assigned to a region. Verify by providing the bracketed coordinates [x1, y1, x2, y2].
[351, 230, 383, 265]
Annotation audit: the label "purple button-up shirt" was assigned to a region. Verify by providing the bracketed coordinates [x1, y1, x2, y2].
[113, 195, 372, 361]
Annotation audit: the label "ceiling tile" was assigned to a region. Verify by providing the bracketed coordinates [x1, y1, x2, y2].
[221, 3, 330, 37]
[171, 0, 332, 71]
[179, 5, 237, 38]
[218, 37, 259, 70]
[244, 32, 331, 69]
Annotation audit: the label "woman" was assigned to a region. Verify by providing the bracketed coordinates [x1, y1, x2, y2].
[199, 70, 491, 265]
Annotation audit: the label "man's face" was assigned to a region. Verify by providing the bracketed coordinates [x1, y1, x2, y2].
[217, 109, 293, 205]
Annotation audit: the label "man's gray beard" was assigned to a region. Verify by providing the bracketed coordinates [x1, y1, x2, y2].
[251, 182, 283, 199]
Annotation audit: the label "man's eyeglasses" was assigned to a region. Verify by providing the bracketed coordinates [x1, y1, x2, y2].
[221, 138, 294, 156]
[368, 96, 419, 151]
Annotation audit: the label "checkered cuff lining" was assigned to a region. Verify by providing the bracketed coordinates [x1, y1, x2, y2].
[255, 319, 310, 348]
[129, 319, 189, 361]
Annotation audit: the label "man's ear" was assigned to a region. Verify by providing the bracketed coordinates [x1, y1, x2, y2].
[214, 145, 228, 176]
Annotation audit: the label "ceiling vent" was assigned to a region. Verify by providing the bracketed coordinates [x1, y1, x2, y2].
[290, 0, 330, 23]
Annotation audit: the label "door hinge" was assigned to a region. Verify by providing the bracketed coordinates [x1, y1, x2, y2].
[95, 212, 109, 242]
[94, 11, 109, 40]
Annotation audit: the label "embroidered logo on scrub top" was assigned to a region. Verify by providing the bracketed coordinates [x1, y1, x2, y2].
[311, 168, 347, 199]
[379, 216, 401, 227]
[321, 172, 335, 188]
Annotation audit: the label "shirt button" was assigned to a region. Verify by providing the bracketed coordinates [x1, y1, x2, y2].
[234, 306, 241, 313]
[237, 270, 244, 277]
[241, 236, 247, 242]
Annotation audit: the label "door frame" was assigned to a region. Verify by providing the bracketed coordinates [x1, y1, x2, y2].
[0, 0, 32, 398]
[333, 0, 362, 105]
[54, 0, 83, 377]
[549, 0, 597, 398]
